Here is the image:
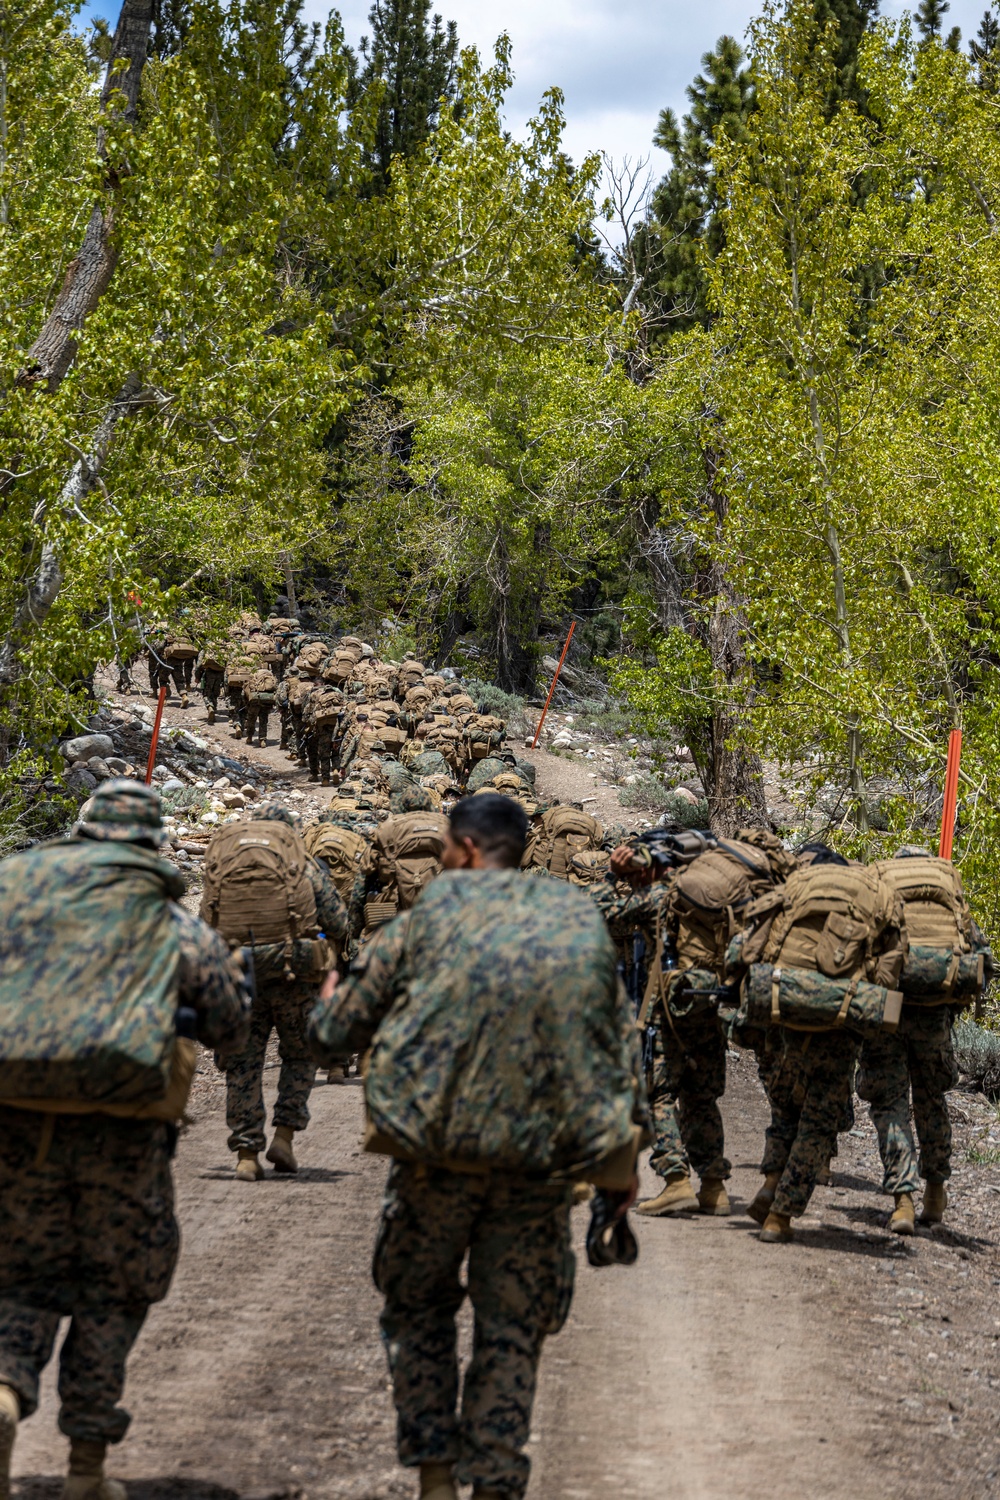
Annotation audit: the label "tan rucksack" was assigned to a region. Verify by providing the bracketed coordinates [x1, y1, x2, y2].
[288, 675, 313, 708]
[200, 821, 319, 957]
[248, 668, 277, 701]
[526, 806, 604, 879]
[761, 862, 902, 987]
[567, 848, 611, 886]
[374, 811, 447, 909]
[337, 636, 365, 662]
[296, 642, 328, 676]
[670, 836, 780, 974]
[164, 636, 198, 662]
[324, 649, 360, 684]
[306, 687, 344, 726]
[876, 855, 968, 952]
[303, 823, 370, 903]
[464, 714, 506, 759]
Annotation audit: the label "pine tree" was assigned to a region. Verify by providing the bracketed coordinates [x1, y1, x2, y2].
[970, 7, 999, 84]
[354, 0, 459, 188]
[916, 0, 951, 41]
[640, 35, 753, 332]
[812, 0, 881, 104]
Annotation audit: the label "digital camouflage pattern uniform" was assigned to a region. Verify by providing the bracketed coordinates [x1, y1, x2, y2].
[309, 872, 643, 1500]
[194, 649, 225, 721]
[588, 877, 729, 1186]
[224, 806, 349, 1155]
[857, 919, 993, 1197]
[0, 786, 249, 1451]
[754, 874, 907, 1220]
[762, 1030, 859, 1214]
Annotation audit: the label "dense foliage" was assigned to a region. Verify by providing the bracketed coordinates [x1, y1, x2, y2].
[6, 0, 1000, 919]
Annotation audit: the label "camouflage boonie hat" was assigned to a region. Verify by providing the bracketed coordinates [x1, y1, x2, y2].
[256, 802, 301, 829]
[75, 779, 168, 849]
[894, 844, 932, 859]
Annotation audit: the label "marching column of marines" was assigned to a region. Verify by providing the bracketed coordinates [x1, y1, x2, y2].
[0, 605, 990, 1497]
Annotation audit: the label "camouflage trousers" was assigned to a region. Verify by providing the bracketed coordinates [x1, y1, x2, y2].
[242, 701, 270, 744]
[764, 1030, 859, 1217]
[375, 1162, 574, 1500]
[199, 668, 223, 711]
[0, 1109, 178, 1443]
[648, 1004, 730, 1182]
[307, 724, 336, 781]
[857, 1004, 958, 1195]
[149, 660, 186, 697]
[225, 975, 318, 1152]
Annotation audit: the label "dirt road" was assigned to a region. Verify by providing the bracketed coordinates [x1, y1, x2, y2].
[12, 688, 1000, 1497]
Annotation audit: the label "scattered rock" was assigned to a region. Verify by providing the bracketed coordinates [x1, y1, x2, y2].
[161, 778, 186, 794]
[240, 783, 258, 800]
[200, 811, 220, 825]
[212, 776, 231, 789]
[151, 765, 172, 782]
[221, 791, 246, 809]
[106, 756, 128, 774]
[672, 786, 700, 807]
[60, 732, 115, 763]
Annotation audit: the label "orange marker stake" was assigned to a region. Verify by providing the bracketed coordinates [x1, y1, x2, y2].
[531, 621, 576, 751]
[938, 727, 962, 861]
[145, 685, 169, 786]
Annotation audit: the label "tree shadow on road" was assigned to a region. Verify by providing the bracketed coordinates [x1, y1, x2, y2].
[15, 1480, 244, 1499]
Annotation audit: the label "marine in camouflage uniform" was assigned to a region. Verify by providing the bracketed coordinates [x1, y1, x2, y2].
[0, 782, 249, 1496]
[223, 805, 348, 1168]
[309, 796, 643, 1500]
[588, 877, 728, 1213]
[857, 863, 993, 1223]
[193, 647, 225, 724]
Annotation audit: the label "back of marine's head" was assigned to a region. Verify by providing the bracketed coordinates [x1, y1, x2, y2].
[445, 793, 528, 870]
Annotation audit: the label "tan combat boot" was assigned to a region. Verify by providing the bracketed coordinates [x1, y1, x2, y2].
[257, 737, 267, 748]
[697, 1178, 731, 1216]
[759, 1211, 793, 1243]
[419, 1462, 457, 1500]
[231, 725, 243, 740]
[63, 1439, 127, 1500]
[815, 1160, 833, 1187]
[266, 1125, 298, 1174]
[180, 693, 189, 709]
[920, 1181, 947, 1224]
[889, 1192, 915, 1236]
[0, 1383, 19, 1500]
[635, 1171, 699, 1216]
[207, 707, 216, 724]
[747, 1172, 781, 1226]
[235, 1149, 263, 1182]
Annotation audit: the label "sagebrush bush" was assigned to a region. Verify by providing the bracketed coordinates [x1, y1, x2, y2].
[953, 1020, 1000, 1097]
[618, 775, 709, 828]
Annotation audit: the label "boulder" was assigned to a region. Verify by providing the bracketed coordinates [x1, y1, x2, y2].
[86, 757, 112, 781]
[66, 767, 98, 797]
[105, 756, 128, 775]
[672, 786, 700, 807]
[60, 733, 115, 764]
[161, 778, 186, 794]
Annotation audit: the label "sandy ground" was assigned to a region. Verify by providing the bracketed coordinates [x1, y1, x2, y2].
[11, 684, 1000, 1497]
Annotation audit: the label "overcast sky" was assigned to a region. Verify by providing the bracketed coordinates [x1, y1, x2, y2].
[80, 0, 992, 175]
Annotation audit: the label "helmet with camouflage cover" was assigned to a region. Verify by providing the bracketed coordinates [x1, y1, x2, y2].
[75, 779, 169, 850]
[255, 801, 302, 831]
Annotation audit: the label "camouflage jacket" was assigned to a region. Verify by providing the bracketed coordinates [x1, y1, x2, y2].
[173, 905, 251, 1065]
[309, 869, 647, 1176]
